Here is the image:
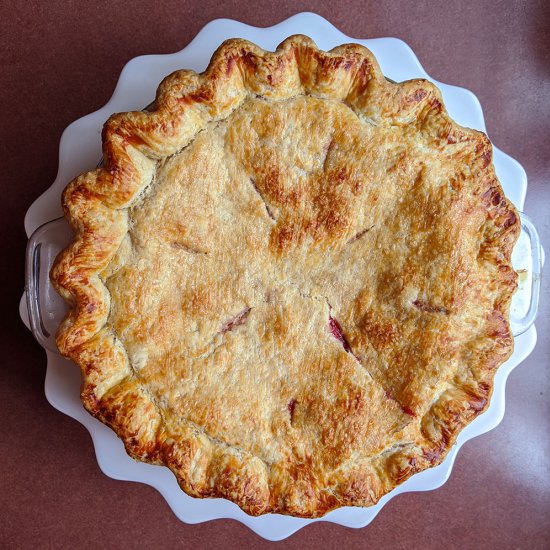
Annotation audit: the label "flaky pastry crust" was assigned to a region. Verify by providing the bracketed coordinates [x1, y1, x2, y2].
[51, 36, 520, 517]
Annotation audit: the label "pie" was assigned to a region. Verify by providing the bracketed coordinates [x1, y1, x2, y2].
[51, 36, 520, 517]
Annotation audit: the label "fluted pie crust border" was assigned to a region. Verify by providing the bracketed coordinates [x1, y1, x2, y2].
[51, 36, 520, 517]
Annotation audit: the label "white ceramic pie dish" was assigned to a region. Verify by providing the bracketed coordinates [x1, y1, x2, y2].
[20, 12, 543, 541]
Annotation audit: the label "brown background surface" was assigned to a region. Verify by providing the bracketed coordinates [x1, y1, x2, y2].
[2, 1, 549, 548]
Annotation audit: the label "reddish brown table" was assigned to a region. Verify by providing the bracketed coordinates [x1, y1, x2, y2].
[3, 2, 549, 548]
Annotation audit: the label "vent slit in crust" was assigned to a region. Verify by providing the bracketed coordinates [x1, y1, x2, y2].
[249, 177, 276, 221]
[220, 307, 252, 334]
[170, 241, 208, 254]
[412, 299, 449, 315]
[347, 225, 375, 244]
[328, 315, 352, 353]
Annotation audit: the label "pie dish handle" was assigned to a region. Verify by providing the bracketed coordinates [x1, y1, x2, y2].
[25, 217, 71, 353]
[510, 212, 542, 337]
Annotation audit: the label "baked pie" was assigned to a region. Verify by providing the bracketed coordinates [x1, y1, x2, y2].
[51, 36, 520, 517]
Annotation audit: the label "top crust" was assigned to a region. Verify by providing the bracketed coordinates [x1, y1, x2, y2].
[51, 36, 520, 517]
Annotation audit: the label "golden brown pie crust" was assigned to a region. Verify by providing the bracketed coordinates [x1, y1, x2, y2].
[51, 36, 520, 517]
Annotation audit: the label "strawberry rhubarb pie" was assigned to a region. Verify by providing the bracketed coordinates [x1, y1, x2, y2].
[52, 36, 519, 517]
